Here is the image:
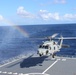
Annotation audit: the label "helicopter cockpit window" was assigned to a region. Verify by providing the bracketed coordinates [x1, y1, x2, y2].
[39, 45, 49, 49]
[39, 45, 42, 48]
[45, 45, 49, 49]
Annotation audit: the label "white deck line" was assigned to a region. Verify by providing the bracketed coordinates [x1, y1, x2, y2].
[25, 73, 49, 75]
[42, 59, 59, 74]
[0, 56, 26, 68]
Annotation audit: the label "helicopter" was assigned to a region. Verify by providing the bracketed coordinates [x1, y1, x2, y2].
[37, 33, 76, 58]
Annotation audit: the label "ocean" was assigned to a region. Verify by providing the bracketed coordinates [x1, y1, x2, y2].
[0, 24, 76, 64]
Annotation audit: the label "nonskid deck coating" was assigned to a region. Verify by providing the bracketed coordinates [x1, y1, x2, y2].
[0, 55, 76, 75]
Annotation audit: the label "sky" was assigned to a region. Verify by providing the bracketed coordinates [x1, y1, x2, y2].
[0, 0, 76, 25]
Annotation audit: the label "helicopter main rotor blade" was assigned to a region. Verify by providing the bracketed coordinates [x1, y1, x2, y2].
[55, 37, 76, 40]
[29, 33, 59, 40]
[51, 33, 58, 38]
[29, 37, 47, 40]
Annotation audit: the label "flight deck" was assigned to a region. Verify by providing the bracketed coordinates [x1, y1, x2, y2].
[0, 55, 76, 75]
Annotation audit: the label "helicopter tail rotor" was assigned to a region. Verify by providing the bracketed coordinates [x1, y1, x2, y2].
[47, 33, 58, 40]
[51, 33, 58, 39]
[59, 35, 63, 49]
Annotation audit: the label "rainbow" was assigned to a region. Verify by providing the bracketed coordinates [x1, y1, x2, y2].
[3, 19, 29, 38]
[13, 26, 29, 37]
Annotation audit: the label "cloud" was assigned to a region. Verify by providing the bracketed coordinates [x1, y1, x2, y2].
[0, 15, 4, 21]
[38, 10, 76, 21]
[39, 10, 60, 20]
[17, 7, 76, 23]
[54, 0, 66, 4]
[40, 0, 66, 7]
[17, 6, 35, 18]
[63, 14, 76, 20]
[39, 10, 51, 20]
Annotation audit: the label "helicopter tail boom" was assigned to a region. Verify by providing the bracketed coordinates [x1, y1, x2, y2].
[59, 35, 63, 49]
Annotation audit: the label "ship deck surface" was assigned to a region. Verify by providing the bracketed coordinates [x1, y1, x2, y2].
[0, 55, 76, 75]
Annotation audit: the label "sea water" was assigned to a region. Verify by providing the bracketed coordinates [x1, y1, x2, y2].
[0, 24, 76, 64]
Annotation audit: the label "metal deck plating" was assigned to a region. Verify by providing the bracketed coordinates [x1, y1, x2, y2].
[0, 55, 76, 75]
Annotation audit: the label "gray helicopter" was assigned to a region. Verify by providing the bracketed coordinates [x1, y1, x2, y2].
[37, 33, 76, 58]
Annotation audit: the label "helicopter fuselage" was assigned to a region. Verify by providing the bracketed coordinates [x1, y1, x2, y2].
[37, 40, 60, 57]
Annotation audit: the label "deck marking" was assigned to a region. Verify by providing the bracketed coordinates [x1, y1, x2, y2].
[3, 71, 7, 74]
[0, 56, 26, 68]
[62, 59, 66, 61]
[0, 59, 20, 68]
[18, 73, 24, 75]
[0, 71, 2, 73]
[66, 57, 76, 60]
[8, 72, 13, 74]
[25, 73, 49, 75]
[42, 59, 59, 74]
[13, 72, 18, 75]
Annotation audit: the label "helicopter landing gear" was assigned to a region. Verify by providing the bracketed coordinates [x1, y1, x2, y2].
[39, 54, 42, 57]
[52, 53, 56, 58]
[39, 53, 44, 57]
[52, 54, 54, 58]
[46, 50, 48, 55]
